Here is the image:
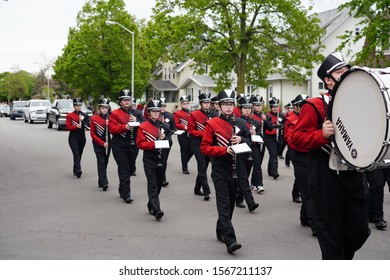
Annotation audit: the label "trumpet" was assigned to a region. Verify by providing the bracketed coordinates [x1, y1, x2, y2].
[231, 115, 238, 179]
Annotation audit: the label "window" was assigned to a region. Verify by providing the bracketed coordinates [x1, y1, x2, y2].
[247, 85, 253, 94]
[169, 68, 171, 79]
[319, 82, 324, 90]
[268, 85, 273, 98]
[355, 27, 360, 36]
[164, 68, 167, 80]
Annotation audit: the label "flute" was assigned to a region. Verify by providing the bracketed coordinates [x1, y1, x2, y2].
[231, 115, 238, 179]
[128, 111, 135, 145]
[156, 113, 163, 168]
[260, 113, 264, 152]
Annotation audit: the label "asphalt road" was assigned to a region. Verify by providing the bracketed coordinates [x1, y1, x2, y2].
[0, 116, 389, 260]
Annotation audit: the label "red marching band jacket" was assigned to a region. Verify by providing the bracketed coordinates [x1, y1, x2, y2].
[201, 117, 233, 157]
[66, 111, 85, 131]
[109, 108, 131, 138]
[290, 96, 330, 152]
[188, 109, 212, 139]
[90, 114, 109, 147]
[265, 112, 279, 136]
[173, 109, 190, 131]
[136, 120, 161, 150]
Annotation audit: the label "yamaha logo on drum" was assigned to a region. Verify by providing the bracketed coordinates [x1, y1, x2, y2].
[336, 117, 356, 154]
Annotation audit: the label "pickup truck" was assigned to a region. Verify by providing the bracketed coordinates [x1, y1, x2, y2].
[47, 99, 93, 130]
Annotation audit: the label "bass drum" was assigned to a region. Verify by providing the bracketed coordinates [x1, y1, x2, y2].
[329, 67, 390, 171]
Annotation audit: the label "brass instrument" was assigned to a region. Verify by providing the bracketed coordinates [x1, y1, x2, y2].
[231, 115, 238, 179]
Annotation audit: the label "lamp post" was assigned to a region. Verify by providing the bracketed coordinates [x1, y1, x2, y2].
[106, 20, 134, 100]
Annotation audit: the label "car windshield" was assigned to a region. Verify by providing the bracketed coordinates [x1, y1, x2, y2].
[13, 101, 28, 107]
[31, 100, 51, 107]
[58, 101, 74, 109]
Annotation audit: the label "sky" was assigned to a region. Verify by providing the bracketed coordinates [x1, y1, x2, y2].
[0, 0, 347, 74]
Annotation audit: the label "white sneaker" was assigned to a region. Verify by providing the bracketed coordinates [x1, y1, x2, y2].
[257, 186, 265, 193]
[250, 185, 259, 192]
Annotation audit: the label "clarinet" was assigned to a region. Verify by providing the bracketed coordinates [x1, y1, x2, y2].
[128, 110, 135, 145]
[231, 115, 238, 179]
[105, 117, 109, 156]
[275, 107, 279, 142]
[260, 112, 264, 152]
[156, 114, 163, 168]
[248, 111, 254, 161]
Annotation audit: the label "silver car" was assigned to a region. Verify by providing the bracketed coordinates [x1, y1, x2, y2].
[0, 104, 10, 117]
[23, 99, 52, 124]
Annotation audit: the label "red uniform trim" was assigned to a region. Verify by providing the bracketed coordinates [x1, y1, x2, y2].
[188, 110, 208, 138]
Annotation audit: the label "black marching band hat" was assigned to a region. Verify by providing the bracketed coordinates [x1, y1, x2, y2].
[250, 94, 264, 105]
[198, 92, 211, 103]
[147, 99, 162, 111]
[118, 89, 132, 100]
[180, 96, 189, 103]
[236, 94, 252, 107]
[292, 94, 308, 106]
[269, 97, 279, 107]
[285, 102, 293, 109]
[159, 97, 167, 106]
[317, 52, 351, 82]
[211, 96, 219, 104]
[217, 89, 235, 103]
[98, 97, 110, 107]
[73, 98, 83, 106]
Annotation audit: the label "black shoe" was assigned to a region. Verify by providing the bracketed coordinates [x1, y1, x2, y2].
[204, 194, 210, 201]
[375, 220, 387, 230]
[227, 242, 242, 254]
[217, 234, 225, 243]
[286, 164, 290, 167]
[236, 202, 245, 208]
[162, 181, 169, 187]
[183, 169, 190, 174]
[194, 190, 204, 196]
[132, 172, 136, 176]
[155, 210, 164, 220]
[278, 155, 285, 159]
[273, 173, 279, 180]
[123, 196, 133, 204]
[75, 171, 82, 178]
[148, 208, 155, 215]
[102, 185, 108, 191]
[300, 220, 310, 227]
[293, 197, 302, 203]
[248, 203, 259, 212]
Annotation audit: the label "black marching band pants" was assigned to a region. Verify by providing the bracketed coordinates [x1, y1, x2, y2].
[112, 144, 138, 199]
[264, 134, 278, 177]
[177, 133, 193, 171]
[365, 168, 389, 222]
[93, 142, 110, 188]
[309, 149, 370, 259]
[68, 133, 86, 174]
[192, 138, 211, 195]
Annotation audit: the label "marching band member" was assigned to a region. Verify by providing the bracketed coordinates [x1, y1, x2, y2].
[234, 94, 259, 212]
[188, 92, 218, 200]
[250, 95, 272, 193]
[136, 99, 173, 220]
[66, 97, 90, 178]
[109, 89, 143, 204]
[201, 90, 251, 254]
[210, 96, 220, 113]
[90, 97, 111, 191]
[159, 97, 176, 187]
[284, 94, 317, 236]
[264, 97, 285, 180]
[290, 52, 370, 259]
[174, 96, 193, 174]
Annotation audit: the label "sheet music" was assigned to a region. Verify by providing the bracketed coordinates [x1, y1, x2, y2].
[251, 135, 263, 143]
[231, 143, 252, 154]
[155, 140, 170, 149]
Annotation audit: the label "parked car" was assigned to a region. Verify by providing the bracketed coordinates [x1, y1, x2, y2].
[9, 100, 28, 120]
[47, 99, 93, 130]
[23, 99, 52, 124]
[0, 104, 10, 117]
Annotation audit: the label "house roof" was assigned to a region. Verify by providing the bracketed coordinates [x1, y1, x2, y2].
[171, 59, 193, 73]
[151, 64, 162, 76]
[177, 74, 216, 89]
[149, 80, 177, 91]
[316, 8, 351, 41]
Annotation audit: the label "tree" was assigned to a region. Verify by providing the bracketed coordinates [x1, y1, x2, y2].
[0, 71, 35, 102]
[53, 0, 152, 103]
[147, 0, 325, 93]
[338, 0, 389, 67]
